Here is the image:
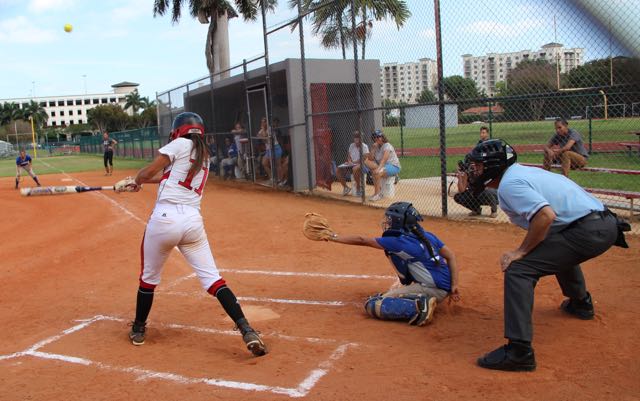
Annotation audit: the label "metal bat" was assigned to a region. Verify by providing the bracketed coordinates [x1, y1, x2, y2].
[20, 185, 115, 197]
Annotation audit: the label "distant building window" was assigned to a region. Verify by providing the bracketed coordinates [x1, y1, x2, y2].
[84, 99, 90, 105]
[70, 120, 74, 125]
[60, 110, 65, 116]
[61, 120, 66, 126]
[39, 102, 46, 107]
[77, 109, 82, 115]
[52, 121, 57, 126]
[69, 110, 73, 115]
[51, 111, 56, 117]
[75, 99, 82, 105]
[58, 100, 64, 106]
[101, 98, 107, 104]
[93, 98, 99, 104]
[110, 97, 116, 103]
[49, 101, 55, 107]
[67, 100, 73, 106]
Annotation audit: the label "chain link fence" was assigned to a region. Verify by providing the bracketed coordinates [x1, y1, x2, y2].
[156, 0, 639, 230]
[79, 127, 160, 159]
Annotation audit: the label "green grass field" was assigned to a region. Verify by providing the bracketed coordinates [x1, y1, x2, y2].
[0, 155, 148, 177]
[385, 117, 639, 149]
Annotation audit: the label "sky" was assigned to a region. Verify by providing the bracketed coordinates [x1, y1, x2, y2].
[0, 0, 634, 102]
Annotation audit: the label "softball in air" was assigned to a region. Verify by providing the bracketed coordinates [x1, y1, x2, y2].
[64, 23, 73, 33]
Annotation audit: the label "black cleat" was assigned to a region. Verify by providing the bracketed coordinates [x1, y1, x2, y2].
[243, 329, 267, 357]
[128, 321, 146, 346]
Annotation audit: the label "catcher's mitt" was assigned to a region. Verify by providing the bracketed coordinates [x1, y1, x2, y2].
[302, 213, 336, 241]
[114, 176, 141, 193]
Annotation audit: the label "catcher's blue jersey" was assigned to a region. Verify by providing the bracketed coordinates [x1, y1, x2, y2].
[375, 228, 451, 292]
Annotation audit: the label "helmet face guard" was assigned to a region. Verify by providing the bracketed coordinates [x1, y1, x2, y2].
[382, 202, 423, 232]
[170, 112, 205, 141]
[467, 139, 517, 194]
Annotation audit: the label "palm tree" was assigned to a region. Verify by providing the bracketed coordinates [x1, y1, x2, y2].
[22, 100, 49, 129]
[141, 96, 157, 109]
[125, 89, 144, 114]
[1, 102, 24, 135]
[153, 0, 277, 80]
[290, 0, 410, 60]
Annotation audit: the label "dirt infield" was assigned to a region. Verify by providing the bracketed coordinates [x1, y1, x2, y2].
[1, 169, 639, 401]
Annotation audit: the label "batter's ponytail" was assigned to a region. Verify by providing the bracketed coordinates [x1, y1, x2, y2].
[409, 225, 440, 266]
[188, 133, 209, 178]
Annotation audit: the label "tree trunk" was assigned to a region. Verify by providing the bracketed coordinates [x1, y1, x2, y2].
[361, 10, 366, 60]
[205, 10, 230, 81]
[338, 17, 345, 60]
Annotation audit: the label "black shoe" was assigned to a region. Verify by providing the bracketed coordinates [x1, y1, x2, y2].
[236, 318, 267, 357]
[560, 292, 594, 320]
[477, 343, 536, 372]
[128, 320, 146, 346]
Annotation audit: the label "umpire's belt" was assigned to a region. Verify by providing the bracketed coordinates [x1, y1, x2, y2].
[567, 209, 609, 230]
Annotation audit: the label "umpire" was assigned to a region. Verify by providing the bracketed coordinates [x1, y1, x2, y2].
[466, 139, 627, 372]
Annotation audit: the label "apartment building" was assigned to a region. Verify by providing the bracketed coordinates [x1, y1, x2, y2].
[380, 58, 438, 104]
[462, 43, 584, 96]
[0, 81, 139, 128]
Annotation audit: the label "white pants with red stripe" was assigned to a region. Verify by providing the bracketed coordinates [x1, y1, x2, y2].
[140, 203, 222, 290]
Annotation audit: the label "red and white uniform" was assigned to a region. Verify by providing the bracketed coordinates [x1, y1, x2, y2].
[140, 138, 221, 291]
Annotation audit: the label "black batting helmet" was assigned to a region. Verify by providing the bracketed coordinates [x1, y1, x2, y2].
[170, 112, 205, 141]
[467, 139, 517, 194]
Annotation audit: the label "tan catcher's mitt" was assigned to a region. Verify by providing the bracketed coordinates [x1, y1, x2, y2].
[303, 213, 336, 241]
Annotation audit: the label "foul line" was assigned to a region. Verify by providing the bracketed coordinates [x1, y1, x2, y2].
[162, 289, 354, 307]
[0, 315, 358, 398]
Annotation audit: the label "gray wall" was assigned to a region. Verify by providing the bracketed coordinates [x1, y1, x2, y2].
[404, 104, 458, 128]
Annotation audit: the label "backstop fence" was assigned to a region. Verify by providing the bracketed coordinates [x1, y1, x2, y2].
[156, 0, 640, 228]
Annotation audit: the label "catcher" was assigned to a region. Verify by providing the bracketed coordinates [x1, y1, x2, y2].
[303, 202, 460, 326]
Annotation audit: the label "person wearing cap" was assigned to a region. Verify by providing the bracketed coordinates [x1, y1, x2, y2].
[365, 130, 401, 202]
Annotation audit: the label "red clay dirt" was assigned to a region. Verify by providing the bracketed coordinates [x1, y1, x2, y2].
[1, 169, 639, 401]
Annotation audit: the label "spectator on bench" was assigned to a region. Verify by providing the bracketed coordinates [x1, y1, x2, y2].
[365, 129, 401, 202]
[336, 131, 370, 197]
[543, 118, 588, 177]
[221, 137, 239, 180]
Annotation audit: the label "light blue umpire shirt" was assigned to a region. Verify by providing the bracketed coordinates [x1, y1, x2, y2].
[498, 163, 604, 232]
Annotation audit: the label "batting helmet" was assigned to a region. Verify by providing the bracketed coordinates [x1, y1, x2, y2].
[383, 202, 423, 233]
[466, 139, 517, 194]
[170, 112, 205, 141]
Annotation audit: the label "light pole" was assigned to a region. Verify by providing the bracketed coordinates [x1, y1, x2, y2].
[599, 90, 608, 120]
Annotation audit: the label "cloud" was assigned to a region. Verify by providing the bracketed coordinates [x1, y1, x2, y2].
[0, 16, 57, 43]
[462, 18, 543, 37]
[419, 28, 435, 39]
[28, 0, 75, 13]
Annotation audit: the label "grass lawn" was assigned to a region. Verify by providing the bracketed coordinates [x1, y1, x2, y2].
[385, 117, 639, 149]
[0, 154, 148, 177]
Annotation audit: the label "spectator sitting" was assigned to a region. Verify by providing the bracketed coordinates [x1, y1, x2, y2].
[231, 122, 247, 178]
[454, 126, 498, 218]
[258, 116, 283, 181]
[543, 118, 588, 177]
[364, 130, 401, 202]
[336, 131, 369, 197]
[273, 118, 291, 188]
[207, 135, 218, 175]
[221, 137, 238, 180]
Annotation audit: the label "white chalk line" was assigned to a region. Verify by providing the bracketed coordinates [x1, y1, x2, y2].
[163, 289, 356, 307]
[38, 159, 144, 224]
[0, 315, 357, 398]
[219, 268, 395, 280]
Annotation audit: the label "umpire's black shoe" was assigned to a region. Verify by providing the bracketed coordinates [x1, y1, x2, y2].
[477, 343, 536, 372]
[560, 292, 594, 320]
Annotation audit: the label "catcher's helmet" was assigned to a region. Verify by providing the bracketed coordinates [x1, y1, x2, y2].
[466, 139, 517, 194]
[170, 112, 205, 141]
[384, 202, 423, 232]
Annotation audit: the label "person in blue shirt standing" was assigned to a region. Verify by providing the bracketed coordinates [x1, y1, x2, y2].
[466, 139, 624, 372]
[326, 202, 460, 326]
[15, 149, 41, 189]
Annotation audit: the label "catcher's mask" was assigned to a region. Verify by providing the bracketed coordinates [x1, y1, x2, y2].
[382, 202, 423, 233]
[467, 139, 517, 195]
[170, 112, 205, 141]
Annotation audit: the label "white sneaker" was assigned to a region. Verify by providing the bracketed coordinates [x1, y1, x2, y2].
[369, 193, 384, 202]
[342, 186, 352, 196]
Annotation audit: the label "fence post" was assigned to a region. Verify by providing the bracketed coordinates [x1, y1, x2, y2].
[400, 107, 404, 156]
[350, 0, 364, 201]
[297, 0, 313, 193]
[588, 106, 593, 155]
[434, 0, 447, 217]
[488, 100, 493, 138]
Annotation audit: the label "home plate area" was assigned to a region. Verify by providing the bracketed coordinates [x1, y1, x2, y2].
[0, 315, 358, 398]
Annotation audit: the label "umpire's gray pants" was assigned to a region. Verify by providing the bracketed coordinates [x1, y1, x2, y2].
[504, 212, 618, 342]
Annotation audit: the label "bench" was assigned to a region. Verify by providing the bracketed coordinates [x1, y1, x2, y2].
[619, 142, 640, 157]
[520, 163, 640, 175]
[584, 188, 640, 221]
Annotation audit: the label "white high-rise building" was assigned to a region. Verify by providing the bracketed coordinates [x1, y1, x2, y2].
[380, 58, 438, 104]
[0, 82, 139, 128]
[462, 43, 584, 96]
